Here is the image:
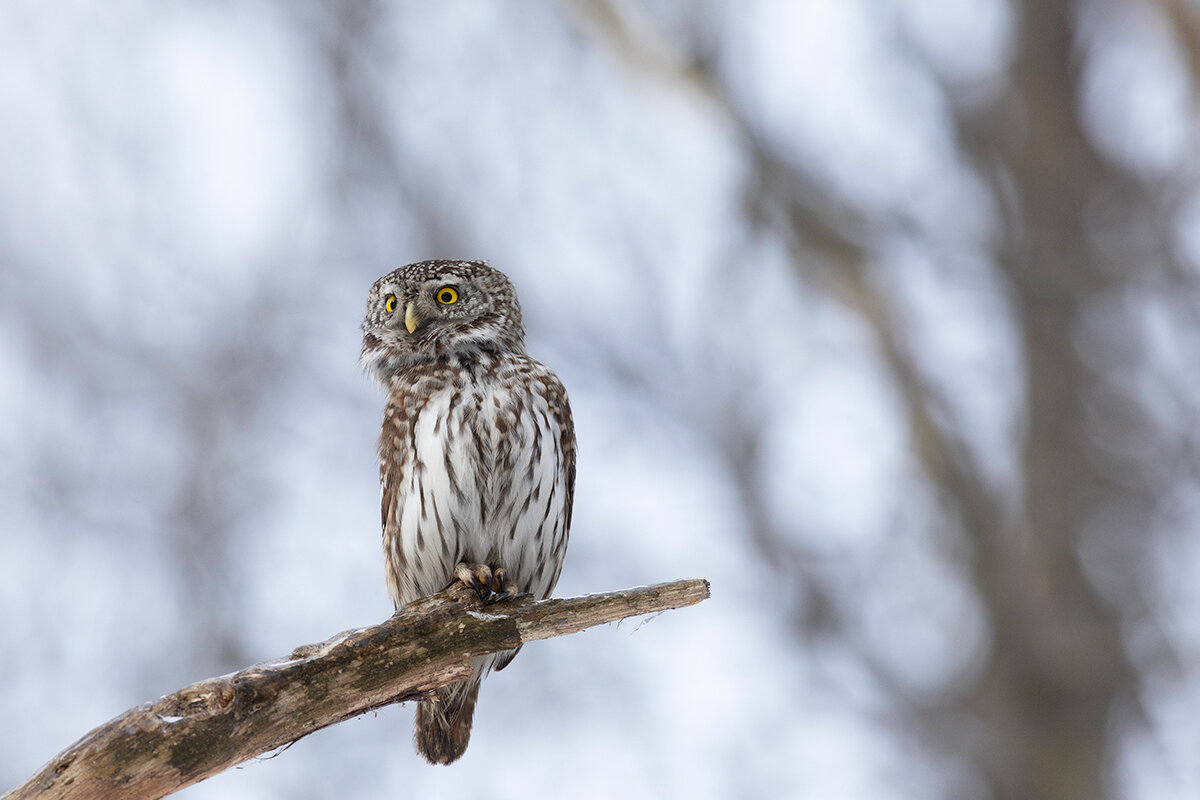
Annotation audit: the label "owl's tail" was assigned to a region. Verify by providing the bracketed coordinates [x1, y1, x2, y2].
[414, 676, 482, 765]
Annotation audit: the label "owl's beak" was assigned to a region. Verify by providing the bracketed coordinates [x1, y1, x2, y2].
[404, 301, 420, 334]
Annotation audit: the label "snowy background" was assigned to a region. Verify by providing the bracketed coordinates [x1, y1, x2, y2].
[3, 2, 1200, 799]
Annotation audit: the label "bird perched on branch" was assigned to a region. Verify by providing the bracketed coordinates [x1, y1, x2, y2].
[361, 260, 576, 764]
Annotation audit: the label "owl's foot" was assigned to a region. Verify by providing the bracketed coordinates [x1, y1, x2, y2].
[452, 563, 514, 605]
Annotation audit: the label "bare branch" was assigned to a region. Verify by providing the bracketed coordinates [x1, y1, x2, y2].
[5, 579, 710, 800]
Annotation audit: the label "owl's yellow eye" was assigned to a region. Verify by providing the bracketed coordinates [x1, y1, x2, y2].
[384, 295, 397, 313]
[436, 287, 459, 305]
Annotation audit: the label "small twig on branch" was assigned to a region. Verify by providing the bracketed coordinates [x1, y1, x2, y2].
[5, 578, 710, 800]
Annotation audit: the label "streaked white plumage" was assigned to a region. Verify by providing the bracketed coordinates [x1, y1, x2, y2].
[383, 356, 570, 607]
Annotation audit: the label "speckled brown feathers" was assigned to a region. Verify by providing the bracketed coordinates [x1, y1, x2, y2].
[362, 260, 575, 764]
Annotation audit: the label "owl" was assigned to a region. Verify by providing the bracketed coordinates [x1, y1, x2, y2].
[360, 260, 576, 765]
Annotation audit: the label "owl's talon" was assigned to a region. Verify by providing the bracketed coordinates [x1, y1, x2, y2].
[454, 562, 495, 602]
[485, 567, 513, 604]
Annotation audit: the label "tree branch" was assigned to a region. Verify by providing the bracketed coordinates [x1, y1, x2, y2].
[6, 578, 710, 800]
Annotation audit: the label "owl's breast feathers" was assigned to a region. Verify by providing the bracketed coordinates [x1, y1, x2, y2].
[379, 352, 575, 607]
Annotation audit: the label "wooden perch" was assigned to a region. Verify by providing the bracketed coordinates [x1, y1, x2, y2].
[5, 578, 709, 800]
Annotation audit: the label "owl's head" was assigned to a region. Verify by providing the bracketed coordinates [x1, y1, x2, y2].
[361, 260, 526, 382]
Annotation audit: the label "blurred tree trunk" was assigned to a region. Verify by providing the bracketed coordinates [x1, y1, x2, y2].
[562, 2, 1151, 797]
[955, 1, 1138, 797]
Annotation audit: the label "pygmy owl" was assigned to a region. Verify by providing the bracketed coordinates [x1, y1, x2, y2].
[361, 260, 575, 764]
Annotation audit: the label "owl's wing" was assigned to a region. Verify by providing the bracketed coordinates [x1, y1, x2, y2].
[561, 406, 576, 535]
[551, 374, 576, 584]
